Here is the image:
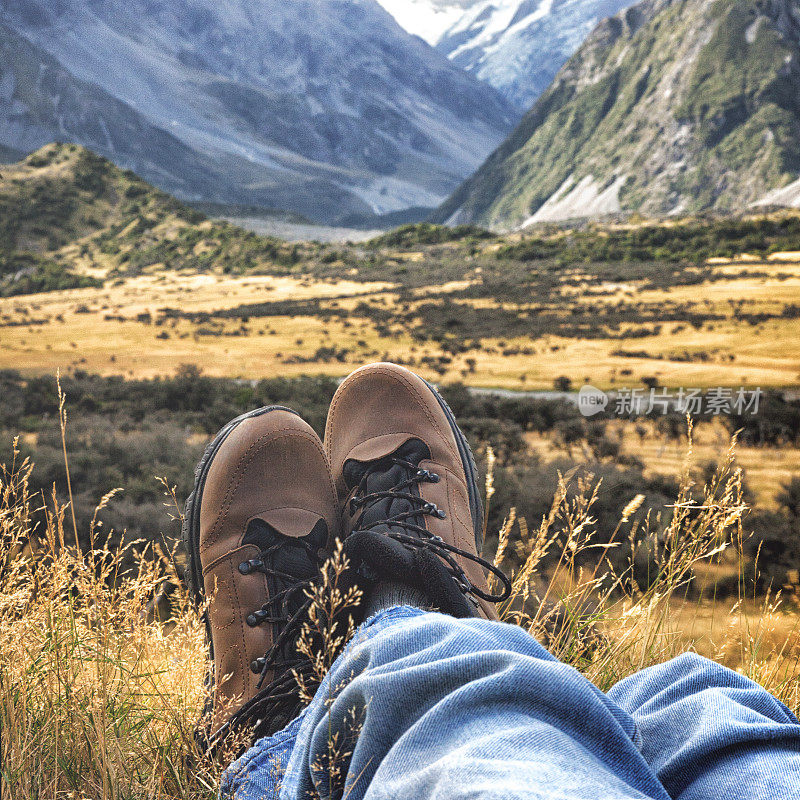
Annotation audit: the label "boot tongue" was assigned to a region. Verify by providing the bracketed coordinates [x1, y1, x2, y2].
[344, 439, 431, 536]
[243, 518, 326, 619]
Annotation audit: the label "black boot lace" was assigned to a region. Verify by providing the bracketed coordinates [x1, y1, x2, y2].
[350, 455, 511, 604]
[237, 536, 325, 688]
[208, 535, 327, 745]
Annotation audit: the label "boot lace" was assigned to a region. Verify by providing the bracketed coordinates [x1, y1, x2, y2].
[237, 538, 325, 688]
[204, 538, 327, 749]
[350, 456, 511, 603]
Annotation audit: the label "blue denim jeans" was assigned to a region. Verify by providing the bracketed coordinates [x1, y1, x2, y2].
[221, 607, 800, 799]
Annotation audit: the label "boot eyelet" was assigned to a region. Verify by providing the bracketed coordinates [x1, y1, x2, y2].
[435, 509, 447, 519]
[248, 609, 269, 626]
[238, 561, 252, 575]
[250, 658, 265, 674]
[429, 472, 441, 483]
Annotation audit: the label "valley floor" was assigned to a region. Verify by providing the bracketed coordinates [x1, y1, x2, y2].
[3, 252, 800, 390]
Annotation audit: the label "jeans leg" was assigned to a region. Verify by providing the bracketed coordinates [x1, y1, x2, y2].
[220, 712, 305, 800]
[274, 607, 670, 800]
[607, 652, 800, 800]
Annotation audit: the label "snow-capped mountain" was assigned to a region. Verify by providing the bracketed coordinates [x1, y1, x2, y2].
[374, 0, 473, 43]
[436, 0, 636, 109]
[0, 0, 517, 223]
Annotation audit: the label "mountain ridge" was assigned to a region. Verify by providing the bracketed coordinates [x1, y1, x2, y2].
[0, 141, 323, 295]
[436, 0, 635, 109]
[375, 0, 473, 42]
[434, 0, 800, 228]
[0, 0, 517, 223]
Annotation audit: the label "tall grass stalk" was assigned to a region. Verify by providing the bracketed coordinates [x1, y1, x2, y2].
[490, 424, 800, 707]
[0, 443, 220, 799]
[1, 420, 798, 798]
[56, 370, 79, 552]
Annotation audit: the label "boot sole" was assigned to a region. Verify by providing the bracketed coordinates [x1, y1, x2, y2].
[421, 379, 485, 553]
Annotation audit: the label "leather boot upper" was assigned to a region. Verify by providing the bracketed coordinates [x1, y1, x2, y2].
[197, 410, 338, 732]
[325, 363, 501, 621]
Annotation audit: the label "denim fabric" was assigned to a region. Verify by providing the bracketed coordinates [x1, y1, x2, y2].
[221, 607, 800, 800]
[608, 654, 800, 799]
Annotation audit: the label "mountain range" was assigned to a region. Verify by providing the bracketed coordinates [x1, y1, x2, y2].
[435, 0, 800, 228]
[379, 0, 637, 109]
[0, 0, 517, 224]
[435, 0, 635, 109]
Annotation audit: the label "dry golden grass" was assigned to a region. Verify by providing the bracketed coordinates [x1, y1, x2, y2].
[649, 595, 800, 671]
[3, 259, 800, 389]
[2, 418, 799, 798]
[491, 429, 800, 706]
[0, 446, 219, 799]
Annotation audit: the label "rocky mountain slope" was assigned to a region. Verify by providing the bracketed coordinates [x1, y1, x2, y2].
[434, 0, 800, 228]
[436, 0, 634, 109]
[0, 0, 516, 224]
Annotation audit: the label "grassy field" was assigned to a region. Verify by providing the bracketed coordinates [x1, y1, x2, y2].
[4, 144, 800, 798]
[3, 143, 800, 590]
[3, 426, 800, 799]
[4, 144, 800, 389]
[3, 242, 800, 388]
[527, 417, 800, 510]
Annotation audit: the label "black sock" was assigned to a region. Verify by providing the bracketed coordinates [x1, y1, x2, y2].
[364, 580, 430, 616]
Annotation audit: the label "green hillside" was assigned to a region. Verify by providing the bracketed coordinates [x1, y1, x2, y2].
[0, 143, 315, 295]
[434, 0, 800, 229]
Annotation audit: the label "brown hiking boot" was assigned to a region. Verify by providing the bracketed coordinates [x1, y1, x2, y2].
[182, 406, 338, 744]
[325, 363, 510, 621]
